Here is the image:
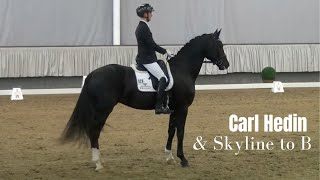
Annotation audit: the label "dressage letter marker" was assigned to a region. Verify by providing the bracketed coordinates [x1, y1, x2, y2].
[11, 88, 23, 101]
[271, 81, 284, 93]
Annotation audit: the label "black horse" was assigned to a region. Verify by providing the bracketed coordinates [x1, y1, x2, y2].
[61, 29, 229, 170]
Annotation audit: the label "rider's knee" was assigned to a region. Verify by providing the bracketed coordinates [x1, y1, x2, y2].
[160, 76, 168, 83]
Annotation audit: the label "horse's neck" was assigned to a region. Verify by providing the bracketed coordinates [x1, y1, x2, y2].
[170, 39, 206, 81]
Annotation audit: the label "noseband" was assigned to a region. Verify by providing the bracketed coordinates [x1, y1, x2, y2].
[215, 54, 226, 65]
[203, 54, 226, 65]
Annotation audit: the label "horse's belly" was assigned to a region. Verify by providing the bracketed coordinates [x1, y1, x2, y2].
[119, 91, 156, 110]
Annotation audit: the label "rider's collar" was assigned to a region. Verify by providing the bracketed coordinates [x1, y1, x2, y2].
[140, 20, 150, 28]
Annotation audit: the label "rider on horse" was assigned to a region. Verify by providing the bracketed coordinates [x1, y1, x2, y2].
[135, 3, 174, 115]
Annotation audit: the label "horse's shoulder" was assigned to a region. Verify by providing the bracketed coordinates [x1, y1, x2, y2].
[172, 79, 195, 95]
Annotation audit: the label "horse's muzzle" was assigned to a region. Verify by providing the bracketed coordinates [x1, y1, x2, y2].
[217, 63, 229, 70]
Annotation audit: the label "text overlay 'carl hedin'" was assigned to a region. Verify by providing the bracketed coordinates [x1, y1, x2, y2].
[229, 114, 307, 132]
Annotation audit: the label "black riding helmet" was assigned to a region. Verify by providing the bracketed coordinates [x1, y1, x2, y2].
[136, 3, 154, 17]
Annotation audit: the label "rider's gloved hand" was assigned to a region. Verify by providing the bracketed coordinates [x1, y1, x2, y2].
[165, 50, 175, 59]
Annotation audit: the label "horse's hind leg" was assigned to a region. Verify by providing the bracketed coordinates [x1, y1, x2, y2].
[90, 108, 113, 171]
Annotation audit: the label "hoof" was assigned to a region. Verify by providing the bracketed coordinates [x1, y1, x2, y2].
[180, 161, 189, 167]
[164, 148, 176, 164]
[95, 165, 104, 171]
[166, 158, 176, 165]
[95, 162, 104, 171]
[93, 160, 104, 171]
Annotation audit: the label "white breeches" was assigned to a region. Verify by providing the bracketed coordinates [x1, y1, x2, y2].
[143, 62, 168, 82]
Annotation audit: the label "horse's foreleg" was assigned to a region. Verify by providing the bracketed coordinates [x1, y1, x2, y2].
[165, 115, 176, 163]
[176, 108, 189, 167]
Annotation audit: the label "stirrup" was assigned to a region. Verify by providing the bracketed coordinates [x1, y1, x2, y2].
[155, 106, 174, 115]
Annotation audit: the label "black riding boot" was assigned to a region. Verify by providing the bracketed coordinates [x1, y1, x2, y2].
[155, 77, 173, 114]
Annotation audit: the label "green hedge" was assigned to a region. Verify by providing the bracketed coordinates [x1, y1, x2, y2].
[261, 67, 276, 80]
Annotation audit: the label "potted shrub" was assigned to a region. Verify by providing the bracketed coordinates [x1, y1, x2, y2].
[261, 67, 276, 83]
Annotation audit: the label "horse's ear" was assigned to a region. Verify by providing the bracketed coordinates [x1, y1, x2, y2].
[213, 29, 219, 39]
[213, 29, 218, 35]
[217, 29, 222, 38]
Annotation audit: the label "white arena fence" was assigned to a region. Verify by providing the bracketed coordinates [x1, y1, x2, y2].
[0, 82, 319, 96]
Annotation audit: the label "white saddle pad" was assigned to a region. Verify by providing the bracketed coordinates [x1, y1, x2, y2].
[131, 62, 174, 92]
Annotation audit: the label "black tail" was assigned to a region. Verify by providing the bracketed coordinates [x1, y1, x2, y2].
[60, 74, 94, 145]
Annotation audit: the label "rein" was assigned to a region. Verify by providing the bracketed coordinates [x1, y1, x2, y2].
[203, 54, 226, 65]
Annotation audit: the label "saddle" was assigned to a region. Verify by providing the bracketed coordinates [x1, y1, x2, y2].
[131, 60, 174, 92]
